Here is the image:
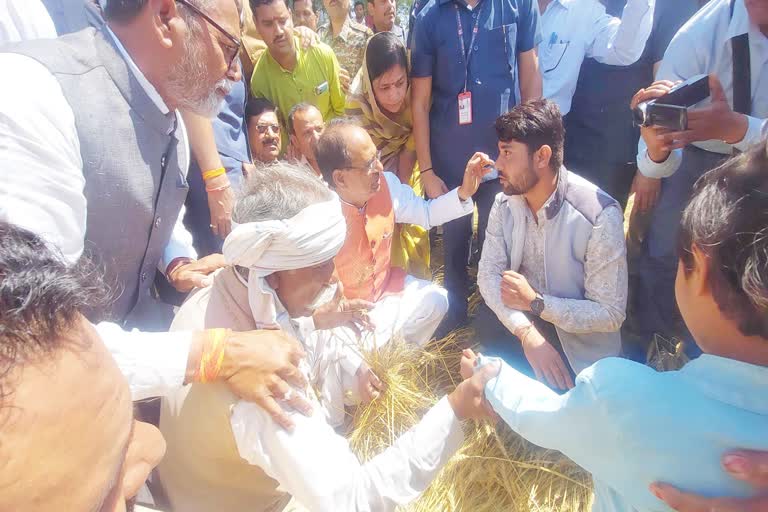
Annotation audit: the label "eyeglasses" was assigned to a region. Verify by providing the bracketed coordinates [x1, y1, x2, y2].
[255, 123, 281, 135]
[176, 0, 242, 72]
[344, 151, 381, 174]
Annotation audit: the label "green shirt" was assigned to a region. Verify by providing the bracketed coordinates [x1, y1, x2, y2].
[250, 37, 345, 150]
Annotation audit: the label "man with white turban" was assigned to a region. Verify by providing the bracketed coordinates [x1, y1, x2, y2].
[158, 162, 493, 512]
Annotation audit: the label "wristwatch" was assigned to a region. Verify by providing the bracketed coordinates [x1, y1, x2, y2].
[530, 292, 545, 317]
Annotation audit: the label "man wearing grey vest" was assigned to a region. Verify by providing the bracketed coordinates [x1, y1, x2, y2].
[0, 0, 243, 330]
[476, 100, 628, 392]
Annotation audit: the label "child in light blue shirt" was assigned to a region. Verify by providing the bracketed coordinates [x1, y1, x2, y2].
[467, 140, 768, 512]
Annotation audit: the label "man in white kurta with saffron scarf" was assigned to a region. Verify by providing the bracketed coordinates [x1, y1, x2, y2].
[315, 119, 491, 348]
[158, 162, 493, 512]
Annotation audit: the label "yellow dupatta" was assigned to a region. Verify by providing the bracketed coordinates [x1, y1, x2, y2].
[345, 41, 431, 279]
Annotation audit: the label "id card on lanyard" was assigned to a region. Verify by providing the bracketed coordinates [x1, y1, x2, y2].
[455, 1, 483, 125]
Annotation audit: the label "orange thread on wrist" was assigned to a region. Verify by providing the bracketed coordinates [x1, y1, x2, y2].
[198, 328, 230, 383]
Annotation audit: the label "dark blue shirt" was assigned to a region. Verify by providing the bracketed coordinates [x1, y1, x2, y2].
[214, 75, 251, 169]
[564, 0, 700, 168]
[411, 0, 540, 186]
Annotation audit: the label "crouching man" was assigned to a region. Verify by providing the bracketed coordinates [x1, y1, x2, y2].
[158, 162, 494, 512]
[317, 118, 490, 347]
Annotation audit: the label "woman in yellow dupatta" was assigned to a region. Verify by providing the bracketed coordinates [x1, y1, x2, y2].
[345, 32, 431, 279]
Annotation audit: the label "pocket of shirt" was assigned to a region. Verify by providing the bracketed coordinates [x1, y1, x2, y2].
[488, 24, 517, 76]
[540, 41, 570, 73]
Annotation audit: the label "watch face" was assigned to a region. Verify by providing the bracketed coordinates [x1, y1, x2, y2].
[531, 297, 545, 316]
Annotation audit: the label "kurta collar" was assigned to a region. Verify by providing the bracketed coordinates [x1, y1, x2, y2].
[678, 354, 768, 415]
[542, 166, 568, 220]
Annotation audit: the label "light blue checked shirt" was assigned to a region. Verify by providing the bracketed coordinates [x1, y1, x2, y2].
[482, 354, 768, 512]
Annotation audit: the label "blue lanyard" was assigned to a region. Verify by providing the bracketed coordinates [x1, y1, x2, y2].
[454, 0, 484, 92]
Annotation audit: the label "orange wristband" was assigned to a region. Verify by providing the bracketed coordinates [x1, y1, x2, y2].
[197, 328, 230, 383]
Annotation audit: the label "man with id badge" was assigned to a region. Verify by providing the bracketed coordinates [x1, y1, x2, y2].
[250, 0, 345, 152]
[410, 0, 542, 333]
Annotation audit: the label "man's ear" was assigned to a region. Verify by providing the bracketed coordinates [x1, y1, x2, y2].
[332, 169, 346, 190]
[534, 145, 553, 172]
[148, 0, 180, 50]
[688, 243, 711, 297]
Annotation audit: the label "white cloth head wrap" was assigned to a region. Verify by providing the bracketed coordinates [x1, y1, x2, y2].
[222, 197, 347, 329]
[223, 197, 347, 276]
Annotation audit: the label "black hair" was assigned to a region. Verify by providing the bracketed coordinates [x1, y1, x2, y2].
[103, 0, 148, 22]
[315, 117, 360, 186]
[287, 102, 317, 134]
[245, 97, 278, 122]
[494, 99, 565, 171]
[0, 223, 110, 397]
[355, 1, 365, 6]
[251, 0, 285, 15]
[678, 140, 768, 338]
[365, 31, 408, 84]
[292, 0, 314, 9]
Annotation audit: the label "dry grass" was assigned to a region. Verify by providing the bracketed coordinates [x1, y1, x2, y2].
[348, 333, 593, 512]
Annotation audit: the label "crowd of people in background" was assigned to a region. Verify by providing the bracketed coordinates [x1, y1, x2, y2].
[0, 0, 767, 511]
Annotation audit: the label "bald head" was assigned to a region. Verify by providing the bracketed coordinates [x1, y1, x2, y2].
[315, 118, 369, 183]
[316, 118, 383, 206]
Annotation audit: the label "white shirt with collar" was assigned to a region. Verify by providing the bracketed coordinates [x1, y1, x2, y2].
[637, 0, 768, 178]
[539, 0, 656, 115]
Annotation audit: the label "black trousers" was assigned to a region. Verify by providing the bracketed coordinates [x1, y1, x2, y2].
[440, 179, 502, 333]
[473, 302, 576, 389]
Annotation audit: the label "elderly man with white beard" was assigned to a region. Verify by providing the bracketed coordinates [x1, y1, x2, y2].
[0, 0, 242, 330]
[158, 162, 494, 512]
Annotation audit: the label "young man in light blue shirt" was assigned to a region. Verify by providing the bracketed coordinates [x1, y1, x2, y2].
[464, 139, 768, 512]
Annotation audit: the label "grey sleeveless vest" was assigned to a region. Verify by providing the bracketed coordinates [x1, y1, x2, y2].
[6, 27, 189, 330]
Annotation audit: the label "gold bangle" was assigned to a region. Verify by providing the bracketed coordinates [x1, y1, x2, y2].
[202, 167, 226, 181]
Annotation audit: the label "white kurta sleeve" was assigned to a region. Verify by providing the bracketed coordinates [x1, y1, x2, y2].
[97, 322, 193, 401]
[386, 172, 473, 229]
[587, 0, 655, 66]
[0, 54, 86, 264]
[477, 196, 532, 336]
[230, 395, 464, 512]
[0, 0, 57, 43]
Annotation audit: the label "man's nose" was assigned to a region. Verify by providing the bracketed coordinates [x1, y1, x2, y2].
[227, 58, 242, 83]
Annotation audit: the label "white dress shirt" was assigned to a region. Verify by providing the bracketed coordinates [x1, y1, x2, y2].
[637, 0, 768, 178]
[231, 395, 464, 511]
[539, 0, 656, 115]
[0, 0, 56, 43]
[97, 322, 192, 401]
[0, 27, 196, 270]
